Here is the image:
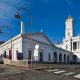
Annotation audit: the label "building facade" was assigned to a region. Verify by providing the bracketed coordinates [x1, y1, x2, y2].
[56, 16, 80, 63]
[0, 22, 74, 63]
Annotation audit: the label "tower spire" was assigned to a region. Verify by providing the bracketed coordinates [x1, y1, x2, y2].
[65, 16, 74, 38]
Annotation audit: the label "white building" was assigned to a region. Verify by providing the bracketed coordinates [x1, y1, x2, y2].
[0, 21, 74, 63]
[56, 16, 80, 63]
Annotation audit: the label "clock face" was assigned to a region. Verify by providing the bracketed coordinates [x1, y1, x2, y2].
[35, 44, 39, 49]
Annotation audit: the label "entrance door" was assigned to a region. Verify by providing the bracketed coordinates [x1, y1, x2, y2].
[9, 50, 12, 59]
[39, 52, 43, 62]
[4, 51, 6, 58]
[59, 53, 62, 63]
[28, 50, 32, 59]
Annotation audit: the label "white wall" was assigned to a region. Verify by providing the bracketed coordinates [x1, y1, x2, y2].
[0, 33, 73, 63]
[22, 37, 73, 63]
[0, 37, 22, 61]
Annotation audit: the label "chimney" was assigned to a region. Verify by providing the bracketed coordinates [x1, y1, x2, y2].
[21, 21, 25, 34]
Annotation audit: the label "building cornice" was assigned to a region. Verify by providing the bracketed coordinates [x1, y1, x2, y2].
[0, 34, 22, 47]
[55, 46, 73, 54]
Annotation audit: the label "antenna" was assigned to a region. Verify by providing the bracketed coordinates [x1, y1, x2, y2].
[21, 21, 25, 34]
[41, 29, 43, 32]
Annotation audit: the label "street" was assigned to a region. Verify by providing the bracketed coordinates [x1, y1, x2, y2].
[0, 64, 80, 80]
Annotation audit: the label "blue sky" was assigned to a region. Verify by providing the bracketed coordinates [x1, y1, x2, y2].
[0, 0, 80, 43]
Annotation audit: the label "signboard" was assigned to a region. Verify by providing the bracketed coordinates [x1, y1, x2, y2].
[34, 44, 39, 60]
[34, 49, 39, 57]
[34, 56, 38, 61]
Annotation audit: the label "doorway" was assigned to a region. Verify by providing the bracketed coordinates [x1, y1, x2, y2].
[9, 50, 12, 59]
[59, 53, 62, 63]
[39, 52, 43, 62]
[28, 50, 32, 59]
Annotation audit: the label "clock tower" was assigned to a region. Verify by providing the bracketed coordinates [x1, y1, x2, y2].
[65, 16, 74, 39]
[63, 16, 74, 51]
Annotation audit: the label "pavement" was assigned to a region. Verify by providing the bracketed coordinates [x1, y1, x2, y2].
[43, 68, 80, 80]
[0, 64, 80, 80]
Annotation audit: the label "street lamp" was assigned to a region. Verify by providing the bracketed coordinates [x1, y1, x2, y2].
[14, 7, 33, 69]
[0, 26, 12, 60]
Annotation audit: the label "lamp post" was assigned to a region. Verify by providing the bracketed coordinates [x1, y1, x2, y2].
[0, 26, 12, 60]
[14, 7, 32, 69]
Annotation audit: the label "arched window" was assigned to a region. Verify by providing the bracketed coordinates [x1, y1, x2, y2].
[66, 45, 68, 49]
[64, 54, 66, 63]
[67, 55, 69, 63]
[59, 53, 62, 63]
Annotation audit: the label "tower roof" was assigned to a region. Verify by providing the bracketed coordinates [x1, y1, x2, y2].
[68, 15, 73, 20]
[65, 15, 74, 23]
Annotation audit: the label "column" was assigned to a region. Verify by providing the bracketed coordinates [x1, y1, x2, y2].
[57, 53, 59, 63]
[62, 54, 64, 63]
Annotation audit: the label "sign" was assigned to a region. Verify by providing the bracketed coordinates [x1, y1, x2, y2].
[34, 56, 38, 60]
[34, 49, 38, 56]
[34, 44, 39, 60]
[34, 49, 39, 60]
